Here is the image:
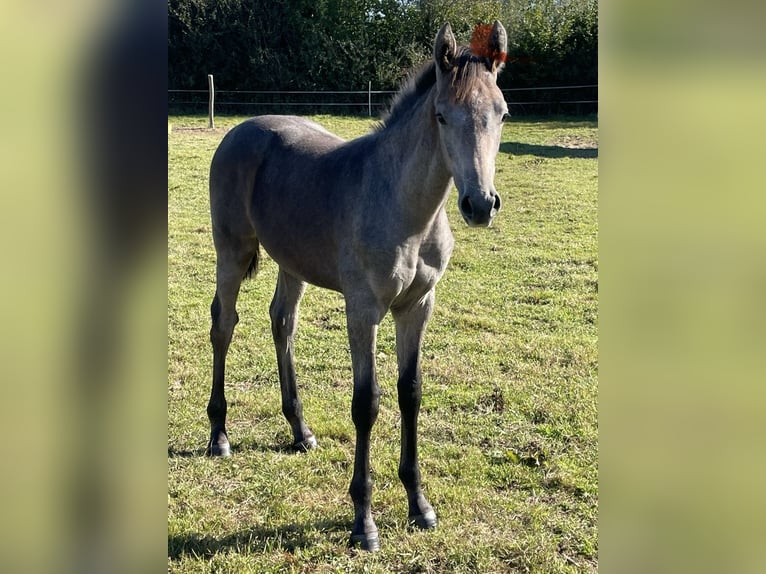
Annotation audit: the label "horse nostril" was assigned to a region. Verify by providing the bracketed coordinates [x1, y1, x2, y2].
[460, 196, 474, 218]
[492, 193, 502, 213]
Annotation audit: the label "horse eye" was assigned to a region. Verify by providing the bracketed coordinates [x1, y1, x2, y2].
[435, 113, 446, 125]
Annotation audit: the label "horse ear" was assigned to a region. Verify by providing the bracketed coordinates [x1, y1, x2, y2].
[434, 22, 457, 72]
[488, 20, 508, 72]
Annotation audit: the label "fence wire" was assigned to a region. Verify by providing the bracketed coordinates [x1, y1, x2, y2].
[168, 84, 597, 116]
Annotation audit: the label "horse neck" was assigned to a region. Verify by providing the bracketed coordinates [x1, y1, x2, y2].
[372, 90, 452, 231]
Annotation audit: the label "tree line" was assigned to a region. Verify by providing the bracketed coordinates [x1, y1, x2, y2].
[169, 0, 597, 112]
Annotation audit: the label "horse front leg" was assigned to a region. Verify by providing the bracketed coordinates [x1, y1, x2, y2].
[346, 306, 382, 551]
[392, 290, 437, 529]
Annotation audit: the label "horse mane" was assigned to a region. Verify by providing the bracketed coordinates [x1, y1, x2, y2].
[375, 60, 437, 132]
[376, 46, 496, 132]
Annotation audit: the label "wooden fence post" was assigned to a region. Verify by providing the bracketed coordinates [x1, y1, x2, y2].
[208, 74, 215, 128]
[368, 81, 372, 117]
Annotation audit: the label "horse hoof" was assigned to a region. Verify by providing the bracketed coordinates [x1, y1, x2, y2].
[349, 532, 380, 552]
[409, 509, 437, 529]
[293, 434, 318, 452]
[206, 441, 231, 457]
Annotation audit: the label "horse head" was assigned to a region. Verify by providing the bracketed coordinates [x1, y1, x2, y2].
[433, 21, 508, 227]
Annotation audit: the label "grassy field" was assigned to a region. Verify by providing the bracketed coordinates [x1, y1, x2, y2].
[168, 114, 598, 573]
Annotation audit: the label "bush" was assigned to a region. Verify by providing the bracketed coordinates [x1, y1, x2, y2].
[168, 0, 597, 113]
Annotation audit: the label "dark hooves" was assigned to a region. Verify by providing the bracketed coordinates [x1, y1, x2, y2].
[349, 532, 380, 552]
[409, 509, 438, 530]
[293, 434, 318, 452]
[206, 441, 231, 457]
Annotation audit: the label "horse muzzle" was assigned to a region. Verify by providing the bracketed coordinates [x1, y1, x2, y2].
[459, 189, 502, 227]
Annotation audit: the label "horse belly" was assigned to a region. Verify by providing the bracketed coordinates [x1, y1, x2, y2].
[251, 177, 343, 292]
[255, 218, 342, 291]
[277, 255, 342, 293]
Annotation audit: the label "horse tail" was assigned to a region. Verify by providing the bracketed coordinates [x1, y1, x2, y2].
[243, 240, 260, 280]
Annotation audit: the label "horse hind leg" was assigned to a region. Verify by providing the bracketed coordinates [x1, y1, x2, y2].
[270, 269, 316, 451]
[206, 244, 259, 457]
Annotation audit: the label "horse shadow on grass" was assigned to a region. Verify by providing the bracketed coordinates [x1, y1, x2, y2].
[168, 519, 352, 559]
[167, 440, 304, 459]
[167, 447, 201, 458]
[500, 141, 598, 159]
[168, 441, 376, 558]
[168, 514, 403, 559]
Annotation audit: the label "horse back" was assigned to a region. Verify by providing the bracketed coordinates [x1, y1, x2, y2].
[210, 116, 349, 290]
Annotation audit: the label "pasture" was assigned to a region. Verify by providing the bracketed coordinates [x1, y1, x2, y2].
[168, 114, 598, 573]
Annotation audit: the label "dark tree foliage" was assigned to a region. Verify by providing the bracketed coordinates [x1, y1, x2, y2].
[169, 0, 597, 96]
[501, 0, 598, 89]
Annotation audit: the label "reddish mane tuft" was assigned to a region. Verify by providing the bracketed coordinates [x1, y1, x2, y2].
[469, 24, 507, 63]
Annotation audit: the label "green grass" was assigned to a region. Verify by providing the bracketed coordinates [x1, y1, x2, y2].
[168, 114, 598, 573]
